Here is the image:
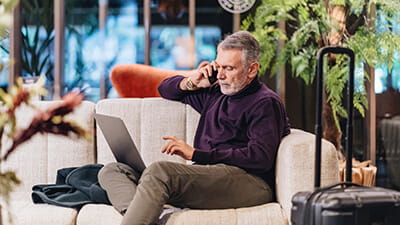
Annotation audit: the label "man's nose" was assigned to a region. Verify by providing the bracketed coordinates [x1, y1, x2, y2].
[217, 70, 225, 80]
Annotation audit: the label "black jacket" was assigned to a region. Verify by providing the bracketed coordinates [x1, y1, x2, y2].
[32, 164, 110, 209]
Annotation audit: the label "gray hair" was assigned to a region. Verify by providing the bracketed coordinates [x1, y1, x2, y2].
[217, 31, 260, 67]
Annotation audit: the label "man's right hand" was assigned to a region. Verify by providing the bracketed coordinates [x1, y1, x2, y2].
[161, 136, 194, 160]
[179, 62, 217, 90]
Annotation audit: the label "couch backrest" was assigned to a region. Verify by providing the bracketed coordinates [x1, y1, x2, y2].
[95, 98, 200, 166]
[0, 100, 96, 199]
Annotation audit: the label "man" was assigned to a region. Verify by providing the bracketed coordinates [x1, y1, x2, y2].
[98, 31, 290, 225]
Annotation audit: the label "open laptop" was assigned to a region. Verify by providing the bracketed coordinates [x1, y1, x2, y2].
[94, 113, 146, 173]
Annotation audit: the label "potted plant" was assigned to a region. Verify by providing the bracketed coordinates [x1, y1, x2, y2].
[0, 2, 90, 223]
[0, 6, 21, 223]
[20, 0, 54, 80]
[242, 0, 400, 153]
[0, 77, 91, 224]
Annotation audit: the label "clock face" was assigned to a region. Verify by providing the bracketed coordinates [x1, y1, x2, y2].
[218, 0, 256, 14]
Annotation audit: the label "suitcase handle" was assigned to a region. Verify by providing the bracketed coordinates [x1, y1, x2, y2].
[316, 182, 362, 192]
[307, 182, 363, 205]
[315, 46, 355, 188]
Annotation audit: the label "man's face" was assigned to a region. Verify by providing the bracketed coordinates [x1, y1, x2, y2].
[215, 49, 254, 96]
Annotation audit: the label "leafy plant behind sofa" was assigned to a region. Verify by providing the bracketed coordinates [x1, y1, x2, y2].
[242, 0, 400, 152]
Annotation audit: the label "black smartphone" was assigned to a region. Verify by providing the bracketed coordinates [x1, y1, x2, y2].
[208, 69, 218, 84]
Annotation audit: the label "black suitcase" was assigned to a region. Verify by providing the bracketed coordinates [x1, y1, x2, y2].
[291, 46, 400, 225]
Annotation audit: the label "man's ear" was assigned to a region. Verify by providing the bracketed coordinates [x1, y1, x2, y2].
[247, 62, 259, 78]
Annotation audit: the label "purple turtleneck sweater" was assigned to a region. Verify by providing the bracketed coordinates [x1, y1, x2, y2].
[158, 75, 290, 187]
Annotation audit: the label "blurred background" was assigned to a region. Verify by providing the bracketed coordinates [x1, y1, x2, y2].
[0, 0, 399, 191]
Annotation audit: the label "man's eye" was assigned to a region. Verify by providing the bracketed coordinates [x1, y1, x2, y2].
[225, 66, 233, 71]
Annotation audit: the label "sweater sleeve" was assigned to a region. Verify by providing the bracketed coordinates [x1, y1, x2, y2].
[158, 75, 209, 113]
[192, 98, 289, 174]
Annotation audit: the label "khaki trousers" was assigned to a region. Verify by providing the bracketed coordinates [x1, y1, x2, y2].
[98, 161, 272, 225]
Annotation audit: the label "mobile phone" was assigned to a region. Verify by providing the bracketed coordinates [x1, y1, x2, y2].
[208, 69, 218, 84]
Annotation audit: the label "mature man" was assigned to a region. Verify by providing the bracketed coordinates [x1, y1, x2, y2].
[98, 31, 290, 225]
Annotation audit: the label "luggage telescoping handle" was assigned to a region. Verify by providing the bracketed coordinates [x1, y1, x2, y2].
[314, 46, 355, 188]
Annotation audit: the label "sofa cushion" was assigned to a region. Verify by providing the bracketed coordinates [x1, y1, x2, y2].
[77, 204, 123, 225]
[95, 98, 191, 166]
[164, 203, 287, 225]
[185, 104, 200, 150]
[1, 100, 96, 199]
[2, 201, 77, 225]
[166, 208, 236, 225]
[235, 203, 288, 225]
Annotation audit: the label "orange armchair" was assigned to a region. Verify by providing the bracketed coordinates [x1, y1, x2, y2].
[110, 64, 197, 98]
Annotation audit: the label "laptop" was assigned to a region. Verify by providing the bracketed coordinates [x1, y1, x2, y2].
[94, 113, 146, 173]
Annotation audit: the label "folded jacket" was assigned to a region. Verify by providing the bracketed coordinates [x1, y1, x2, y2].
[32, 164, 111, 209]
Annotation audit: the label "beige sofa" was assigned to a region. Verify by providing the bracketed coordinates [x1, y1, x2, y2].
[1, 97, 339, 225]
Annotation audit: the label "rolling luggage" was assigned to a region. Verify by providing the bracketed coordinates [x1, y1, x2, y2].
[291, 47, 400, 225]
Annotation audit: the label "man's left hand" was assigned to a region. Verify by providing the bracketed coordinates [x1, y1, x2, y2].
[162, 136, 194, 160]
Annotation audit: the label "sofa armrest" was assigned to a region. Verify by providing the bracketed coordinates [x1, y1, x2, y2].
[275, 128, 340, 219]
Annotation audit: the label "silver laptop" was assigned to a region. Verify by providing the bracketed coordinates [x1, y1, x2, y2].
[94, 113, 146, 173]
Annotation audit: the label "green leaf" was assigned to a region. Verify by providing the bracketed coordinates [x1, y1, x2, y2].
[243, 0, 400, 132]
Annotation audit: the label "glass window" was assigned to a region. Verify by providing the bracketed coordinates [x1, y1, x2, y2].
[19, 0, 55, 99]
[63, 0, 225, 101]
[375, 10, 400, 93]
[0, 0, 230, 100]
[0, 37, 10, 88]
[375, 9, 400, 191]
